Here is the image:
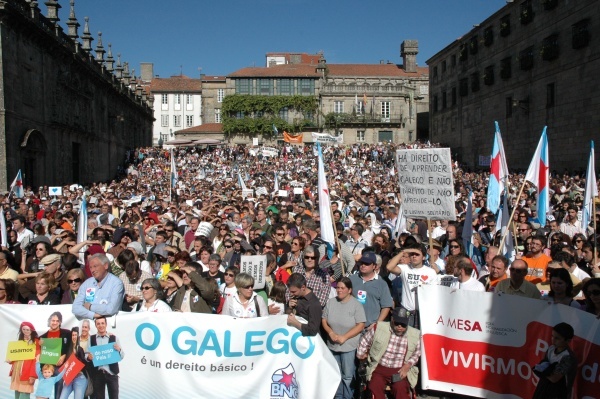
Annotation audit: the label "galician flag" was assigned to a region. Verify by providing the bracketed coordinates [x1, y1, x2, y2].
[238, 172, 247, 191]
[273, 171, 279, 193]
[582, 141, 598, 232]
[524, 127, 550, 227]
[486, 121, 509, 215]
[10, 170, 24, 198]
[0, 203, 7, 247]
[170, 149, 178, 191]
[76, 197, 88, 264]
[499, 191, 515, 261]
[317, 143, 336, 255]
[272, 124, 279, 135]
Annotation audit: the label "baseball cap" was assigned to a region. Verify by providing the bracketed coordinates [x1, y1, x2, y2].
[391, 307, 410, 326]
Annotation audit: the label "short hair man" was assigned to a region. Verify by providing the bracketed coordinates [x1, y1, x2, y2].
[72, 254, 125, 320]
[523, 236, 552, 284]
[454, 256, 485, 292]
[560, 205, 586, 238]
[286, 273, 322, 336]
[495, 259, 542, 299]
[479, 255, 509, 292]
[86, 316, 123, 399]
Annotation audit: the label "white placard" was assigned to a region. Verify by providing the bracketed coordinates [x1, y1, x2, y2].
[241, 189, 254, 199]
[311, 132, 343, 144]
[293, 187, 303, 195]
[240, 255, 266, 289]
[252, 138, 259, 146]
[278, 190, 288, 197]
[396, 148, 456, 220]
[48, 186, 62, 196]
[195, 222, 213, 237]
[255, 187, 268, 196]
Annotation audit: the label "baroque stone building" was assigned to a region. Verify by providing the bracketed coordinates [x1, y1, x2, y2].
[0, 0, 153, 189]
[427, 0, 599, 171]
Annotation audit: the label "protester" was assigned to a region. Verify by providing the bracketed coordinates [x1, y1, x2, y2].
[132, 278, 172, 312]
[582, 278, 600, 317]
[221, 272, 268, 318]
[0, 278, 19, 304]
[495, 259, 542, 299]
[170, 262, 215, 313]
[543, 268, 581, 309]
[61, 268, 85, 304]
[286, 273, 322, 336]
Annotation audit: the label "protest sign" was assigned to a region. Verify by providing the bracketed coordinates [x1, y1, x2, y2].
[61, 353, 85, 386]
[90, 343, 122, 367]
[242, 189, 254, 199]
[196, 222, 214, 238]
[418, 285, 600, 399]
[396, 148, 456, 220]
[293, 187, 303, 195]
[278, 190, 288, 197]
[48, 186, 62, 196]
[5, 341, 36, 362]
[240, 255, 267, 289]
[0, 305, 340, 398]
[40, 338, 62, 365]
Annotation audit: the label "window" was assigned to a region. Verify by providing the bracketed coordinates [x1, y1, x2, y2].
[217, 89, 225, 102]
[235, 79, 252, 94]
[572, 19, 590, 49]
[519, 46, 534, 70]
[215, 109, 221, 123]
[451, 87, 457, 106]
[500, 15, 511, 37]
[173, 115, 181, 127]
[356, 131, 365, 142]
[279, 107, 288, 121]
[235, 111, 244, 119]
[433, 66, 438, 78]
[471, 73, 480, 92]
[277, 79, 293, 95]
[161, 94, 168, 105]
[546, 83, 555, 108]
[442, 61, 447, 73]
[469, 36, 478, 55]
[299, 79, 314, 95]
[258, 79, 273, 95]
[334, 101, 344, 114]
[356, 100, 364, 115]
[484, 27, 494, 47]
[500, 57, 512, 80]
[186, 95, 193, 105]
[542, 0, 558, 10]
[459, 44, 468, 62]
[433, 96, 438, 112]
[459, 78, 468, 97]
[451, 55, 456, 67]
[506, 97, 513, 118]
[174, 94, 181, 105]
[186, 115, 194, 127]
[541, 34, 559, 61]
[381, 102, 390, 121]
[161, 115, 168, 127]
[520, 0, 534, 25]
[484, 65, 494, 86]
[442, 91, 447, 109]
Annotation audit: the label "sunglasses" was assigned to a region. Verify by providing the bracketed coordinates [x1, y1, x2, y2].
[224, 245, 232, 248]
[275, 233, 284, 236]
[391, 320, 408, 328]
[407, 253, 422, 257]
[449, 245, 460, 249]
[165, 229, 173, 232]
[304, 256, 316, 260]
[264, 246, 273, 250]
[141, 286, 154, 291]
[517, 228, 530, 232]
[67, 278, 82, 284]
[225, 273, 235, 277]
[242, 285, 253, 289]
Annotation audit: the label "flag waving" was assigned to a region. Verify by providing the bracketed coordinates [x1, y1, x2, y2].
[524, 127, 550, 227]
[238, 172, 247, 191]
[170, 149, 178, 192]
[463, 191, 474, 259]
[273, 171, 279, 193]
[0, 204, 7, 247]
[487, 122, 509, 214]
[10, 170, 24, 198]
[317, 143, 336, 253]
[77, 198, 88, 264]
[582, 141, 598, 232]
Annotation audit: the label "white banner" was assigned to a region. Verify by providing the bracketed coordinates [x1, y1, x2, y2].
[311, 132, 343, 144]
[0, 305, 340, 398]
[242, 189, 254, 199]
[418, 285, 600, 398]
[396, 148, 456, 220]
[241, 255, 267, 289]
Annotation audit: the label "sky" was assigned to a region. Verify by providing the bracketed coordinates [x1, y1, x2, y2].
[68, 0, 508, 78]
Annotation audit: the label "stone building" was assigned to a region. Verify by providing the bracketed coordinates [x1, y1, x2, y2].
[200, 75, 227, 125]
[427, 0, 599, 171]
[0, 0, 153, 190]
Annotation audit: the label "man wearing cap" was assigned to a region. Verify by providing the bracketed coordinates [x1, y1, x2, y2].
[18, 254, 68, 301]
[349, 252, 393, 329]
[72, 253, 125, 320]
[107, 228, 132, 259]
[386, 244, 438, 328]
[495, 259, 542, 299]
[356, 307, 421, 399]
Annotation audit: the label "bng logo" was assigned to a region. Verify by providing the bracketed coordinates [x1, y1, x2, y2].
[270, 363, 298, 399]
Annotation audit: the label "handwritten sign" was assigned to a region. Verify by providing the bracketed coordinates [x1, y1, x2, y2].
[240, 255, 266, 289]
[48, 186, 62, 196]
[89, 343, 122, 367]
[396, 148, 456, 221]
[40, 338, 62, 365]
[5, 341, 36, 362]
[61, 353, 85, 386]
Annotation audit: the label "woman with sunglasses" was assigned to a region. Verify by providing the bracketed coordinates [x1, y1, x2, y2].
[278, 236, 306, 283]
[571, 233, 587, 262]
[220, 266, 240, 300]
[60, 268, 85, 304]
[133, 278, 172, 312]
[582, 278, 600, 317]
[222, 273, 268, 318]
[213, 224, 231, 253]
[164, 269, 183, 309]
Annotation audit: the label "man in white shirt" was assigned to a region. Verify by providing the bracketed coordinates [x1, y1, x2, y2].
[386, 243, 438, 328]
[454, 256, 485, 292]
[560, 205, 586, 238]
[12, 215, 33, 244]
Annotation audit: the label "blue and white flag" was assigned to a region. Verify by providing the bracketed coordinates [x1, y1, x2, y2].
[170, 149, 178, 191]
[0, 205, 7, 247]
[10, 170, 24, 198]
[272, 124, 278, 135]
[273, 171, 279, 193]
[317, 144, 335, 257]
[582, 141, 598, 233]
[487, 122, 509, 215]
[238, 172, 247, 191]
[77, 197, 88, 264]
[462, 191, 474, 259]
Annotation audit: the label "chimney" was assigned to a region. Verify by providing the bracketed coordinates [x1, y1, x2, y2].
[140, 63, 154, 83]
[401, 40, 419, 73]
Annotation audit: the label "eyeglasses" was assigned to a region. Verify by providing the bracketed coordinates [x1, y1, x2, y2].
[587, 290, 600, 296]
[292, 242, 299, 246]
[242, 285, 254, 289]
[225, 273, 235, 277]
[517, 228, 530, 232]
[449, 245, 460, 249]
[304, 256, 316, 260]
[141, 286, 154, 291]
[264, 245, 273, 250]
[67, 278, 82, 284]
[165, 229, 173, 232]
[224, 245, 232, 248]
[275, 233, 284, 236]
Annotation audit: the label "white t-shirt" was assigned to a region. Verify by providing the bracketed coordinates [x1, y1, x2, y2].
[459, 277, 486, 292]
[398, 264, 439, 311]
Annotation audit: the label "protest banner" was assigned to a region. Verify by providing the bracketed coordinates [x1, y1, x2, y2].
[39, 338, 62, 365]
[311, 132, 343, 144]
[418, 285, 600, 398]
[90, 343, 123, 367]
[396, 148, 456, 220]
[5, 341, 36, 362]
[0, 305, 340, 398]
[61, 352, 85, 386]
[240, 255, 267, 289]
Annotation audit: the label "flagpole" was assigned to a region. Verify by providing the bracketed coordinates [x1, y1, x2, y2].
[329, 208, 346, 276]
[594, 199, 598, 268]
[498, 178, 527, 252]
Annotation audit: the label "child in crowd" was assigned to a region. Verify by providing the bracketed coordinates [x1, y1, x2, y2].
[268, 281, 286, 315]
[35, 362, 66, 399]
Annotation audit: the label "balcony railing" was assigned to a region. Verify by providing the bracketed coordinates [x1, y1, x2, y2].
[327, 112, 407, 125]
[321, 85, 410, 95]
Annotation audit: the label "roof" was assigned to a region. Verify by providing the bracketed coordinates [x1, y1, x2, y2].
[149, 75, 202, 92]
[176, 123, 223, 134]
[201, 76, 226, 82]
[266, 52, 322, 65]
[228, 63, 428, 78]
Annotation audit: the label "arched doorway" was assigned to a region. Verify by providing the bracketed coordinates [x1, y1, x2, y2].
[20, 129, 47, 189]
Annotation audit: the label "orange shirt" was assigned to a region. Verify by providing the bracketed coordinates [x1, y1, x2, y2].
[523, 253, 552, 284]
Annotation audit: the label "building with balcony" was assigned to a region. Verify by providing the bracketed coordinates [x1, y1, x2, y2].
[427, 0, 599, 170]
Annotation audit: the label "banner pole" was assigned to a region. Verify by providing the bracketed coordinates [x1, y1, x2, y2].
[499, 179, 527, 252]
[330, 207, 346, 277]
[593, 198, 598, 268]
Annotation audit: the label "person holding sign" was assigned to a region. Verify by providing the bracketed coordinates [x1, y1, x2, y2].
[221, 273, 268, 318]
[87, 316, 123, 399]
[8, 321, 40, 399]
[59, 327, 89, 399]
[40, 311, 70, 399]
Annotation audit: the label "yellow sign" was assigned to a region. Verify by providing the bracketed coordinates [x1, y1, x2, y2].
[5, 341, 36, 362]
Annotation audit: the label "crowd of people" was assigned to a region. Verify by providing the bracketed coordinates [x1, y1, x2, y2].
[1, 141, 599, 399]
